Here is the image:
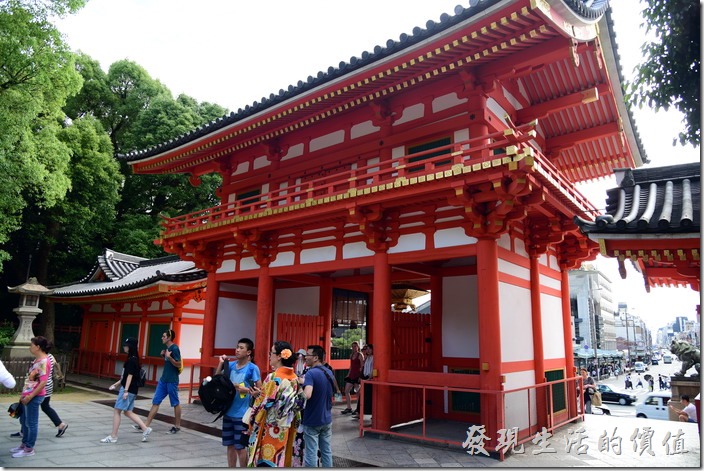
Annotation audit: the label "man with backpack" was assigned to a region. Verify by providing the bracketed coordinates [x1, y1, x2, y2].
[301, 345, 334, 467]
[215, 338, 261, 467]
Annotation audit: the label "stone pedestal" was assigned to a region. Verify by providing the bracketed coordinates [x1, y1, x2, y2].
[668, 376, 701, 421]
[2, 308, 40, 359]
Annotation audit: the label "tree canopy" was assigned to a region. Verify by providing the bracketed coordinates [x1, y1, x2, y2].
[626, 0, 701, 147]
[0, 0, 84, 265]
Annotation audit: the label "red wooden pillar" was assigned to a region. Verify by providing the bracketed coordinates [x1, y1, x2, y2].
[529, 255, 547, 428]
[428, 274, 444, 418]
[199, 272, 219, 378]
[320, 278, 333, 355]
[429, 274, 443, 371]
[561, 269, 577, 416]
[476, 237, 502, 447]
[254, 268, 274, 369]
[372, 250, 391, 430]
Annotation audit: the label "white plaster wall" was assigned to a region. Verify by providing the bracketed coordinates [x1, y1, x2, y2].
[503, 86, 524, 111]
[232, 160, 250, 176]
[486, 98, 509, 127]
[541, 293, 566, 359]
[253, 155, 270, 170]
[343, 242, 374, 259]
[454, 128, 470, 150]
[432, 92, 466, 113]
[310, 130, 345, 152]
[239, 257, 259, 271]
[540, 272, 562, 291]
[180, 323, 203, 359]
[274, 287, 320, 316]
[548, 254, 558, 268]
[300, 246, 336, 264]
[503, 370, 537, 430]
[498, 233, 511, 250]
[392, 146, 405, 159]
[270, 251, 295, 268]
[351, 121, 379, 139]
[217, 259, 236, 274]
[442, 275, 479, 358]
[434, 227, 477, 248]
[394, 103, 424, 125]
[498, 259, 529, 280]
[281, 143, 304, 161]
[499, 282, 534, 363]
[514, 238, 528, 257]
[184, 298, 204, 311]
[215, 298, 257, 349]
[388, 233, 425, 254]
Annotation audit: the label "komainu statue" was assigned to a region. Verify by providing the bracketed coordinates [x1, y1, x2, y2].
[670, 340, 700, 377]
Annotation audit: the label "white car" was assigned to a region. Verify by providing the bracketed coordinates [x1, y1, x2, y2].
[636, 391, 672, 420]
[634, 361, 646, 373]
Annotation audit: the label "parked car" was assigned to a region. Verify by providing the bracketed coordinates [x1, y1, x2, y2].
[636, 391, 672, 420]
[597, 384, 637, 405]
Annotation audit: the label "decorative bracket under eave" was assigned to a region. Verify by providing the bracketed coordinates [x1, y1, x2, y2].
[234, 229, 278, 267]
[347, 204, 400, 252]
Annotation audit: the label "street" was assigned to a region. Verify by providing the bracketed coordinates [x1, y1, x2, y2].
[594, 358, 686, 418]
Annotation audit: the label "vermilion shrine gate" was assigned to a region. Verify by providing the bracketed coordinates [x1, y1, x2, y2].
[120, 0, 646, 452]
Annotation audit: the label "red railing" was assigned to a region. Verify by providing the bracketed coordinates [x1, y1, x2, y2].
[358, 375, 584, 460]
[158, 122, 578, 237]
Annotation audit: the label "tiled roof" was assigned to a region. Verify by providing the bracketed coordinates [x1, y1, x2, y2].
[118, 0, 615, 163]
[51, 249, 207, 297]
[574, 162, 700, 235]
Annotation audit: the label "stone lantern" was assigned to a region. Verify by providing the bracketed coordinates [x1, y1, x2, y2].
[2, 277, 53, 359]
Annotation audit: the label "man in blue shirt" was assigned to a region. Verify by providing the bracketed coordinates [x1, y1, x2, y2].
[302, 345, 334, 467]
[215, 338, 261, 467]
[139, 329, 182, 434]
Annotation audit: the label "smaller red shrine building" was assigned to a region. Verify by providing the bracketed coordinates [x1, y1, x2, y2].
[49, 249, 207, 387]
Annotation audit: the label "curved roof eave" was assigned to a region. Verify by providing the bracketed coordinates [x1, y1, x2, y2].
[119, 0, 614, 168]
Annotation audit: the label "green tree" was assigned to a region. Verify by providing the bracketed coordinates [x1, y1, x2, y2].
[67, 57, 227, 258]
[626, 0, 701, 146]
[0, 0, 84, 268]
[4, 116, 121, 341]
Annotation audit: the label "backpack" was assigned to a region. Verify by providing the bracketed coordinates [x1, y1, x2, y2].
[51, 355, 64, 383]
[198, 360, 236, 422]
[137, 366, 147, 387]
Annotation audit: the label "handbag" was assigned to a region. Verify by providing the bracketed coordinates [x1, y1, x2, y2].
[591, 390, 603, 407]
[8, 402, 22, 419]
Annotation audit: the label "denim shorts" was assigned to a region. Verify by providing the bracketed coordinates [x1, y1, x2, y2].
[114, 386, 136, 411]
[152, 380, 180, 407]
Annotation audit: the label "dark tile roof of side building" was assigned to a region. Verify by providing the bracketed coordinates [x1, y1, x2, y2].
[118, 0, 642, 163]
[575, 162, 700, 235]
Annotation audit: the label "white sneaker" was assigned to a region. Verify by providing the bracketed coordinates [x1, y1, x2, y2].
[132, 424, 142, 432]
[100, 435, 118, 443]
[142, 427, 152, 442]
[12, 449, 35, 458]
[9, 445, 24, 453]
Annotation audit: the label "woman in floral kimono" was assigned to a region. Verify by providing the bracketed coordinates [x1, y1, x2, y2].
[246, 340, 306, 467]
